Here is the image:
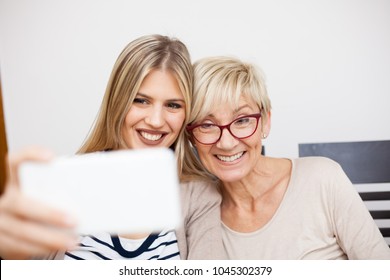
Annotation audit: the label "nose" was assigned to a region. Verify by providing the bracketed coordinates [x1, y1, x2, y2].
[145, 106, 165, 128]
[216, 127, 239, 150]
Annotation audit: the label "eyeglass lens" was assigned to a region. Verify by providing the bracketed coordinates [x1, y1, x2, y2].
[192, 115, 260, 144]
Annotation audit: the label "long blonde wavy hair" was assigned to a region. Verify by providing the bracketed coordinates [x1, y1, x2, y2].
[78, 34, 193, 180]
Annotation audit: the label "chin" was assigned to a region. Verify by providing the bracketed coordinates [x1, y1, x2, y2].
[214, 171, 246, 183]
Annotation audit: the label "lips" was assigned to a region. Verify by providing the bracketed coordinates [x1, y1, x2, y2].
[140, 131, 163, 141]
[216, 151, 245, 162]
[137, 129, 167, 145]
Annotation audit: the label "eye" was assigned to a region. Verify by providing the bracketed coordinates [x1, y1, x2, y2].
[197, 123, 218, 133]
[200, 123, 214, 129]
[167, 102, 183, 109]
[234, 117, 251, 126]
[133, 98, 149, 105]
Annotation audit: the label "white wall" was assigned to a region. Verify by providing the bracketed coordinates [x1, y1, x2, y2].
[1, 0, 390, 157]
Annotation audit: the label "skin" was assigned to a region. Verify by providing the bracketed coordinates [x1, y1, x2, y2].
[193, 96, 266, 184]
[120, 69, 185, 239]
[122, 69, 185, 149]
[0, 147, 78, 259]
[0, 69, 186, 258]
[192, 96, 292, 233]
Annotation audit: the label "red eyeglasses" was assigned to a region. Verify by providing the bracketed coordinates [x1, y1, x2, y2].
[187, 113, 262, 145]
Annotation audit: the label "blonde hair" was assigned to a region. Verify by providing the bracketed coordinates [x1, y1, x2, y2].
[78, 34, 193, 179]
[182, 56, 271, 182]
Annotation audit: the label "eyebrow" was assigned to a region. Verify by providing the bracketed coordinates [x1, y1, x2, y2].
[136, 93, 185, 103]
[207, 104, 252, 118]
[135, 93, 151, 98]
[234, 105, 252, 113]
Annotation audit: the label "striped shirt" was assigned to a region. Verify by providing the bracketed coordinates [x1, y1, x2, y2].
[53, 229, 180, 260]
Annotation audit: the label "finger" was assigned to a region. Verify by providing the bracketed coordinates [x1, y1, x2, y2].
[0, 187, 77, 228]
[6, 147, 55, 187]
[0, 231, 65, 260]
[0, 233, 48, 259]
[0, 213, 78, 259]
[0, 227, 77, 260]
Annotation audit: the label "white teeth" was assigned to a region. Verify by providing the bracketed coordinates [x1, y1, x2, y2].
[216, 152, 244, 162]
[140, 131, 163, 141]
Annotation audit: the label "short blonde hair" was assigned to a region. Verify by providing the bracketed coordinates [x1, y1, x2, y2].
[190, 56, 271, 125]
[78, 34, 193, 179]
[182, 56, 271, 182]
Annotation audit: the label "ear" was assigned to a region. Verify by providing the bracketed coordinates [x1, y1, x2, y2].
[262, 111, 271, 138]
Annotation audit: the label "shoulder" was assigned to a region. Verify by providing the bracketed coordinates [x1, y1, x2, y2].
[294, 156, 341, 169]
[291, 156, 352, 190]
[179, 180, 222, 217]
[293, 156, 345, 178]
[180, 180, 220, 197]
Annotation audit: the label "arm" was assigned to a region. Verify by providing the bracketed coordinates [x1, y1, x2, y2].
[331, 163, 390, 259]
[0, 147, 77, 259]
[177, 180, 227, 260]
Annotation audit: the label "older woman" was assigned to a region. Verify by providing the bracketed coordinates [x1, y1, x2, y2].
[183, 56, 390, 259]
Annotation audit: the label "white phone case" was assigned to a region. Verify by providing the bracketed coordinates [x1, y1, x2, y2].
[19, 148, 181, 234]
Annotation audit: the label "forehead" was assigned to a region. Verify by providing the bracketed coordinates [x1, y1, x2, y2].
[139, 69, 183, 100]
[201, 94, 257, 117]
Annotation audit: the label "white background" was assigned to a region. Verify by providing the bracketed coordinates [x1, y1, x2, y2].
[1, 0, 390, 157]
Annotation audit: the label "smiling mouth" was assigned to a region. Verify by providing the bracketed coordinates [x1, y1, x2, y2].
[216, 152, 245, 162]
[140, 131, 164, 141]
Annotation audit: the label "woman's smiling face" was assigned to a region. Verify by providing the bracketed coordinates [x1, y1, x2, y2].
[121, 69, 186, 149]
[193, 96, 266, 183]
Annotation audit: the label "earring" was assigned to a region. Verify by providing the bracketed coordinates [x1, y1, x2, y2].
[262, 133, 267, 139]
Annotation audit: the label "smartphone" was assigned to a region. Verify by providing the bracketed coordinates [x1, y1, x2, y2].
[19, 148, 181, 234]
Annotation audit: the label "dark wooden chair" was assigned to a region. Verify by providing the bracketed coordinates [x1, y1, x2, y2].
[299, 140, 390, 247]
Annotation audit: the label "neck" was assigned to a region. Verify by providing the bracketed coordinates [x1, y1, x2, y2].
[220, 157, 292, 232]
[221, 157, 274, 207]
[119, 232, 151, 239]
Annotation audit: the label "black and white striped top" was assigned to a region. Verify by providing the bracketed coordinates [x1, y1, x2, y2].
[53, 229, 180, 260]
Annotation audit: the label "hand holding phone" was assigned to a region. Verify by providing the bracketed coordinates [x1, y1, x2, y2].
[19, 148, 181, 234]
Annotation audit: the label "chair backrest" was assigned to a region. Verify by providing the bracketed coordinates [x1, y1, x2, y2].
[298, 140, 390, 247]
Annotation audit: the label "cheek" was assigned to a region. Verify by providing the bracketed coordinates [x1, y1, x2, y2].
[244, 137, 263, 160]
[123, 115, 131, 129]
[168, 112, 186, 134]
[247, 129, 262, 145]
[121, 117, 133, 144]
[195, 146, 213, 168]
[121, 110, 139, 140]
[123, 109, 137, 127]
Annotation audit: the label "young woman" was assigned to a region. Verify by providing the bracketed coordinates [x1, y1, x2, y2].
[0, 35, 221, 260]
